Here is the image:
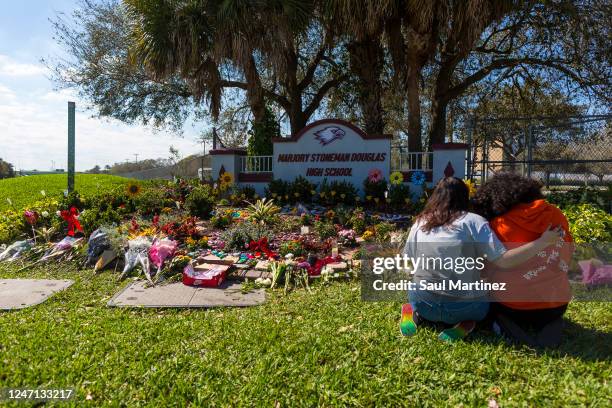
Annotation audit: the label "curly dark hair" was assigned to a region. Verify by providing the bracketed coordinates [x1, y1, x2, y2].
[416, 177, 469, 232]
[472, 173, 544, 220]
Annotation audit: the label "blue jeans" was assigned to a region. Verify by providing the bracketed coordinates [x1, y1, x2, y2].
[409, 290, 489, 325]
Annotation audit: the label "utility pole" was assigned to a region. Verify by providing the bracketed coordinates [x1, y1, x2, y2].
[134, 153, 139, 164]
[67, 102, 76, 192]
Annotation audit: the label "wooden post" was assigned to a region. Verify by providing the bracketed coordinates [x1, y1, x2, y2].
[67, 102, 75, 192]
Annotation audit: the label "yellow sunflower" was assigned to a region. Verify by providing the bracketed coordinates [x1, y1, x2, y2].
[126, 182, 142, 197]
[220, 172, 234, 185]
[464, 179, 477, 198]
[390, 171, 404, 185]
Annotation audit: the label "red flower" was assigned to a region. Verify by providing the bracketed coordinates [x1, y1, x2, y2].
[60, 207, 83, 236]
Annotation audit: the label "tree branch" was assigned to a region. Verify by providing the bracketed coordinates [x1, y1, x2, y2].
[444, 57, 587, 102]
[304, 74, 349, 119]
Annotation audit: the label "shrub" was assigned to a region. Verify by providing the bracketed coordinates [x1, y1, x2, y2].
[289, 176, 316, 203]
[210, 210, 233, 229]
[247, 106, 278, 156]
[388, 183, 411, 211]
[349, 207, 367, 234]
[363, 177, 387, 204]
[221, 222, 271, 251]
[314, 220, 337, 240]
[59, 190, 84, 211]
[133, 188, 174, 216]
[279, 240, 306, 257]
[79, 207, 121, 236]
[184, 185, 215, 219]
[563, 204, 612, 243]
[374, 221, 396, 243]
[547, 186, 611, 211]
[319, 179, 358, 205]
[265, 179, 290, 203]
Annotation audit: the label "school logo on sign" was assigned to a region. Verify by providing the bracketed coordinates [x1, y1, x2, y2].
[314, 126, 345, 146]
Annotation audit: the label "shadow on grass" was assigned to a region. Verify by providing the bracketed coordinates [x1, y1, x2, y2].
[466, 319, 612, 362]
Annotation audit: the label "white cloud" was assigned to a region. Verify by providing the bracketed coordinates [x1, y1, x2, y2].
[0, 54, 47, 77]
[0, 84, 202, 171]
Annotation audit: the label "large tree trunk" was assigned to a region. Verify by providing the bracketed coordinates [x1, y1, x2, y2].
[406, 67, 422, 152]
[428, 61, 455, 148]
[348, 38, 385, 135]
[243, 54, 266, 124]
[282, 45, 307, 135]
[429, 98, 448, 147]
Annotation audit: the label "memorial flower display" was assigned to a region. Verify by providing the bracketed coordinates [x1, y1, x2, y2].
[368, 168, 383, 183]
[0, 169, 422, 293]
[410, 170, 426, 185]
[390, 171, 404, 185]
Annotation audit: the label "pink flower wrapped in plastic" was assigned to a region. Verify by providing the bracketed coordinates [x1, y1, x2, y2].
[149, 238, 178, 272]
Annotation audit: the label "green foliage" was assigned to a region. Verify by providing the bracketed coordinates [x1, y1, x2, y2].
[279, 240, 305, 257]
[247, 106, 278, 156]
[289, 176, 316, 203]
[184, 185, 215, 219]
[349, 207, 367, 234]
[319, 179, 358, 205]
[210, 210, 233, 229]
[79, 207, 122, 236]
[363, 178, 387, 202]
[548, 187, 611, 212]
[247, 198, 280, 225]
[563, 204, 612, 243]
[59, 190, 84, 211]
[133, 188, 174, 216]
[374, 221, 396, 243]
[221, 222, 271, 251]
[314, 220, 337, 240]
[388, 183, 411, 211]
[238, 185, 258, 201]
[265, 179, 290, 203]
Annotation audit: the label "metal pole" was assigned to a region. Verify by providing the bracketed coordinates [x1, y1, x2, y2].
[67, 102, 75, 193]
[527, 125, 533, 178]
[466, 116, 474, 179]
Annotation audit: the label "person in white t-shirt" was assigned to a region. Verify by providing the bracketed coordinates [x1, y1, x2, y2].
[399, 177, 563, 342]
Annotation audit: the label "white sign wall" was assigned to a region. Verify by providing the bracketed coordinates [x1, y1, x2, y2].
[273, 120, 391, 193]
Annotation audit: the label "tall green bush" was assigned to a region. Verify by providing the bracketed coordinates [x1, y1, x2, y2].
[247, 106, 278, 156]
[185, 185, 215, 219]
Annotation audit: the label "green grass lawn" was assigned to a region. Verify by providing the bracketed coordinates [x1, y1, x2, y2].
[0, 263, 610, 407]
[0, 174, 130, 211]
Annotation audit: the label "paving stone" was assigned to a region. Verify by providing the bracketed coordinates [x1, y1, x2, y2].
[109, 281, 196, 307]
[190, 283, 265, 307]
[108, 281, 265, 308]
[255, 260, 270, 271]
[0, 279, 73, 310]
[230, 269, 272, 281]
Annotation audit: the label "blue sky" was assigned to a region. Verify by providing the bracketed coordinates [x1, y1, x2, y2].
[0, 1, 201, 171]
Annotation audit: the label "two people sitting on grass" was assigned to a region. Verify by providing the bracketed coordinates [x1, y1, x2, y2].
[400, 175, 569, 344]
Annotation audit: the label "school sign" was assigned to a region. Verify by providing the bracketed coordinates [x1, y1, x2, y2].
[210, 119, 467, 195]
[273, 120, 391, 187]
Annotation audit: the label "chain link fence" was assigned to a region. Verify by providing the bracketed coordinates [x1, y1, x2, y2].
[467, 115, 612, 188]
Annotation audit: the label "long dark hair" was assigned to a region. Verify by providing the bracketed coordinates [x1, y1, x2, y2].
[472, 172, 544, 220]
[416, 177, 469, 232]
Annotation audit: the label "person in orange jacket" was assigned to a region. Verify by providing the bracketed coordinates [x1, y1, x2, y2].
[472, 173, 574, 347]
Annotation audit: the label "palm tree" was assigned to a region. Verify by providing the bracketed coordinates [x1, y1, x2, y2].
[126, 0, 345, 135]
